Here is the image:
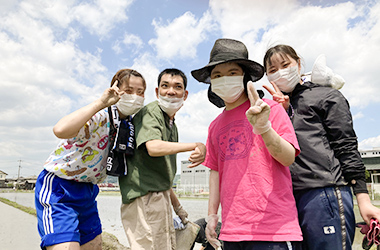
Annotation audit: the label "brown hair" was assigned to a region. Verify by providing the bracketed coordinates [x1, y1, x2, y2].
[263, 45, 301, 73]
[110, 69, 146, 90]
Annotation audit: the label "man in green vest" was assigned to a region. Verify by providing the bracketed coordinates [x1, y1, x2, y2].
[119, 68, 206, 250]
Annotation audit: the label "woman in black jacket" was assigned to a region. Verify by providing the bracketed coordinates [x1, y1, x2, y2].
[262, 44, 380, 250]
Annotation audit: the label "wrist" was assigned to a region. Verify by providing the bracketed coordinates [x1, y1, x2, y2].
[174, 205, 182, 214]
[252, 121, 272, 135]
[206, 214, 219, 222]
[94, 98, 108, 110]
[356, 193, 371, 204]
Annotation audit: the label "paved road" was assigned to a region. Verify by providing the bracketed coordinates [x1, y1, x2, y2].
[0, 201, 41, 250]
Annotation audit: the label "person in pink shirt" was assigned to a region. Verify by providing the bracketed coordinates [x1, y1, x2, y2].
[191, 38, 302, 250]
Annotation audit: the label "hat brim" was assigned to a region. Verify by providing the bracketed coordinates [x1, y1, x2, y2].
[191, 59, 264, 84]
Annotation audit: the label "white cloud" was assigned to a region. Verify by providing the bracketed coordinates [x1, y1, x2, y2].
[359, 135, 380, 150]
[176, 89, 222, 144]
[113, 33, 143, 54]
[0, 0, 20, 16]
[0, 0, 125, 174]
[175, 89, 223, 169]
[209, 0, 298, 39]
[0, 126, 59, 178]
[149, 11, 216, 60]
[353, 111, 364, 121]
[122, 33, 143, 49]
[129, 52, 161, 104]
[4, 0, 134, 37]
[209, 0, 380, 108]
[18, 0, 75, 28]
[72, 0, 134, 37]
[0, 7, 105, 126]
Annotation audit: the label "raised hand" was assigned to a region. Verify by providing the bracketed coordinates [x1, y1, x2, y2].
[263, 81, 290, 110]
[53, 80, 125, 139]
[99, 80, 125, 108]
[245, 82, 271, 135]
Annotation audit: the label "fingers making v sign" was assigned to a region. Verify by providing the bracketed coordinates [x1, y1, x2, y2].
[245, 81, 272, 135]
[100, 80, 125, 108]
[263, 81, 290, 110]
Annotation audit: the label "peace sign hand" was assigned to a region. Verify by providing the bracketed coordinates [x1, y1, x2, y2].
[245, 81, 272, 135]
[263, 81, 290, 110]
[99, 80, 125, 108]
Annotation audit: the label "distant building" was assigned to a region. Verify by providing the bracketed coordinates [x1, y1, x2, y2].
[0, 170, 7, 188]
[361, 148, 380, 173]
[0, 170, 7, 179]
[177, 160, 210, 193]
[360, 148, 380, 198]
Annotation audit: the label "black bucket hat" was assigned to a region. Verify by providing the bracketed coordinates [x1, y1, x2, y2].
[191, 38, 264, 107]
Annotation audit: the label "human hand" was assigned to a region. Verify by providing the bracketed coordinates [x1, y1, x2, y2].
[175, 205, 189, 224]
[188, 142, 206, 168]
[357, 193, 380, 225]
[245, 82, 271, 135]
[99, 80, 125, 108]
[173, 216, 186, 230]
[205, 214, 221, 249]
[263, 81, 290, 110]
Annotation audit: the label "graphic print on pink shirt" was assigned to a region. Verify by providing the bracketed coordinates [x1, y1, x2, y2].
[216, 119, 252, 161]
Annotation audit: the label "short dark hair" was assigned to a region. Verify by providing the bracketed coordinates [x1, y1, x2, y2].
[158, 68, 187, 89]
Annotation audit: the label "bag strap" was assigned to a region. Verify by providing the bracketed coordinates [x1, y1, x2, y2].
[108, 106, 119, 150]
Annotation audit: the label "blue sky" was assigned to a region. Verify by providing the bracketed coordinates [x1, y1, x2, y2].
[1, 0, 379, 178]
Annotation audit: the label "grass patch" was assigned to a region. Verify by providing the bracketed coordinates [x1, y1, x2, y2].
[0, 197, 36, 216]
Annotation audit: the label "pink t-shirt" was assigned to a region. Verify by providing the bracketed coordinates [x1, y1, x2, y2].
[204, 99, 302, 242]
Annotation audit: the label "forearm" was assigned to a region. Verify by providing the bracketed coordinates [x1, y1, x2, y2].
[208, 170, 220, 215]
[332, 139, 366, 189]
[357, 192, 372, 206]
[53, 99, 106, 139]
[170, 188, 181, 210]
[261, 128, 295, 166]
[145, 140, 198, 157]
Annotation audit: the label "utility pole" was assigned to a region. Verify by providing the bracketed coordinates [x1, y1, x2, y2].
[17, 159, 22, 189]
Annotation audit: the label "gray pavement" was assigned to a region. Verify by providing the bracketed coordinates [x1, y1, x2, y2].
[0, 201, 41, 250]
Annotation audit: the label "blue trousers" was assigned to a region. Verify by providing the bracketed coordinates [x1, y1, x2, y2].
[294, 186, 355, 250]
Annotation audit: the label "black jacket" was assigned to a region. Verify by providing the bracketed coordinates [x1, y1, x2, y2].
[288, 82, 367, 194]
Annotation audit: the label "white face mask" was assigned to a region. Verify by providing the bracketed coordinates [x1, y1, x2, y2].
[158, 94, 184, 117]
[210, 75, 244, 103]
[267, 65, 300, 93]
[116, 94, 145, 116]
